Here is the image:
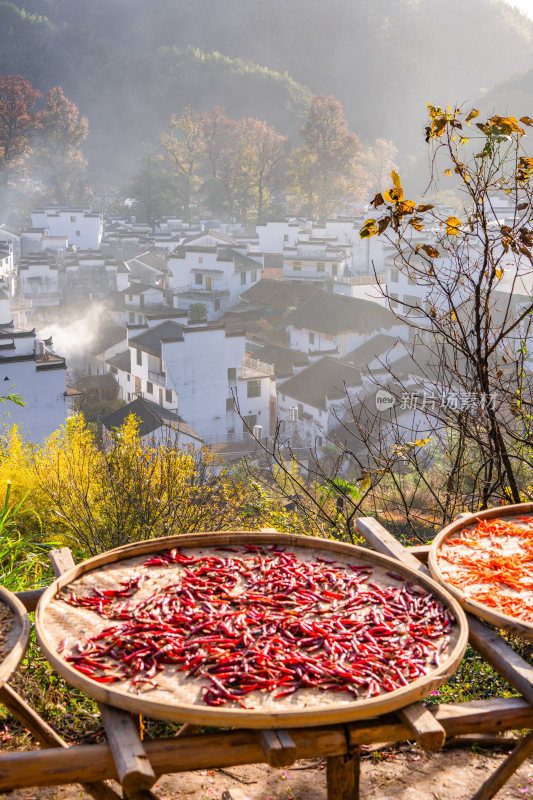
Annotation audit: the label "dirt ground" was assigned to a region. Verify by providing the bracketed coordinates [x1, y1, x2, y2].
[2, 745, 533, 800]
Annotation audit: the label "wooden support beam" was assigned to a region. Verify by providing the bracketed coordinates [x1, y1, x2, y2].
[326, 749, 360, 800]
[1, 699, 533, 792]
[13, 588, 43, 612]
[0, 683, 65, 748]
[471, 731, 533, 800]
[398, 702, 446, 751]
[175, 723, 200, 738]
[0, 684, 121, 800]
[47, 547, 156, 796]
[258, 729, 297, 767]
[99, 703, 156, 794]
[356, 517, 533, 706]
[48, 547, 76, 577]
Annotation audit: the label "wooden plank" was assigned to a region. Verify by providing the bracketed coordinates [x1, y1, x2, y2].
[100, 702, 156, 793]
[471, 731, 533, 800]
[13, 588, 43, 612]
[356, 516, 533, 706]
[175, 723, 200, 738]
[326, 750, 360, 800]
[408, 545, 430, 563]
[258, 729, 296, 767]
[0, 684, 121, 800]
[1, 700, 533, 792]
[0, 683, 66, 748]
[0, 726, 348, 790]
[398, 702, 446, 751]
[48, 547, 76, 578]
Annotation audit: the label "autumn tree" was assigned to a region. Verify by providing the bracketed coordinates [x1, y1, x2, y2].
[197, 106, 237, 218]
[161, 106, 206, 222]
[34, 86, 89, 205]
[127, 145, 179, 223]
[222, 118, 287, 224]
[0, 74, 41, 188]
[288, 95, 363, 218]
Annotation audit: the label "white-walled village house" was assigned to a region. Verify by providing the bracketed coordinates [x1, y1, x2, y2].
[30, 208, 103, 250]
[108, 321, 275, 440]
[167, 230, 263, 320]
[287, 293, 407, 358]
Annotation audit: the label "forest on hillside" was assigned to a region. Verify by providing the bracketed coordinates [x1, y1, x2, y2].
[2, 0, 533, 187]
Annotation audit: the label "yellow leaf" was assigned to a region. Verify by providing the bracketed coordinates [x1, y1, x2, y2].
[445, 215, 461, 235]
[360, 475, 371, 492]
[391, 170, 402, 190]
[413, 438, 430, 447]
[421, 243, 440, 258]
[359, 219, 378, 239]
[443, 169, 452, 177]
[459, 137, 470, 145]
[465, 109, 479, 125]
[521, 116, 533, 127]
[451, 310, 456, 321]
[495, 268, 504, 279]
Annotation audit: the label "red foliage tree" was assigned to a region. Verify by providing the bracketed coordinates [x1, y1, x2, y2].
[0, 74, 41, 186]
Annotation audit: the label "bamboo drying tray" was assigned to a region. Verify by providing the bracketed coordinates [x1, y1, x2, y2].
[36, 531, 468, 729]
[429, 502, 533, 639]
[0, 584, 30, 689]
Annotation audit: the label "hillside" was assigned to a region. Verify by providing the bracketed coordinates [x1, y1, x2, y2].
[2, 0, 533, 187]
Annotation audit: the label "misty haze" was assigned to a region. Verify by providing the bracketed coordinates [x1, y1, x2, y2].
[2, 2, 533, 798]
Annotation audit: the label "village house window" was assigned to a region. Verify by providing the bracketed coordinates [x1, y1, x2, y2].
[247, 379, 261, 398]
[391, 269, 399, 282]
[195, 273, 203, 285]
[146, 381, 153, 394]
[251, 270, 257, 282]
[389, 293, 399, 309]
[226, 397, 235, 411]
[214, 299, 221, 311]
[227, 367, 237, 382]
[129, 312, 135, 322]
[198, 257, 203, 264]
[284, 234, 289, 242]
[70, 216, 76, 222]
[76, 231, 80, 237]
[128, 294, 133, 301]
[317, 262, 325, 272]
[332, 264, 338, 276]
[136, 349, 142, 366]
[309, 332, 315, 345]
[127, 374, 131, 382]
[297, 403, 304, 420]
[165, 389, 172, 403]
[240, 272, 246, 285]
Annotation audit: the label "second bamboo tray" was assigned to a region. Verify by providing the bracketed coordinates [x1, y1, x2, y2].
[0, 584, 30, 689]
[429, 503, 533, 639]
[36, 531, 468, 729]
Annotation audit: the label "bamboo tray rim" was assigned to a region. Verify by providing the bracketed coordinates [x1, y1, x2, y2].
[36, 531, 468, 729]
[428, 503, 533, 639]
[0, 584, 31, 689]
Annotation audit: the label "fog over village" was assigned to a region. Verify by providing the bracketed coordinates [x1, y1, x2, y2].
[0, 0, 531, 472]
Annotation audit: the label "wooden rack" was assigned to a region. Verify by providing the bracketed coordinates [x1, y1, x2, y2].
[1, 524, 533, 800]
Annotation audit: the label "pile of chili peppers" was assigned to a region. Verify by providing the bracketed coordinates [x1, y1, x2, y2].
[59, 545, 454, 707]
[438, 516, 533, 621]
